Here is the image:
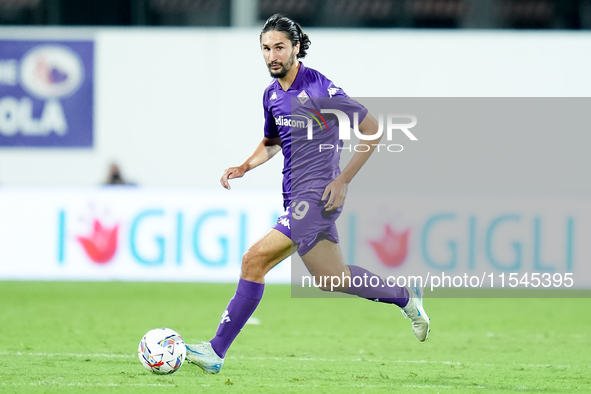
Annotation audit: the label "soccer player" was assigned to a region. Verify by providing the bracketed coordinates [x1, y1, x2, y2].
[185, 14, 429, 374]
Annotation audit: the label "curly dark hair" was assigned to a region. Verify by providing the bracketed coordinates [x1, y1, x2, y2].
[260, 14, 311, 59]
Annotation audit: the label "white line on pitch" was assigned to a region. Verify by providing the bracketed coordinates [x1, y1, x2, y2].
[0, 351, 133, 358]
[0, 382, 178, 387]
[0, 351, 576, 369]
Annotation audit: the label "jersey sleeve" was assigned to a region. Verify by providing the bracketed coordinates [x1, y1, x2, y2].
[263, 94, 279, 139]
[323, 79, 369, 123]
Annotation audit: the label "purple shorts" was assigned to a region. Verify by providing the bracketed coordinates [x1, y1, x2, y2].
[272, 191, 342, 256]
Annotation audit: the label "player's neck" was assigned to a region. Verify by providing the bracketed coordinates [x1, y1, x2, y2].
[278, 61, 300, 91]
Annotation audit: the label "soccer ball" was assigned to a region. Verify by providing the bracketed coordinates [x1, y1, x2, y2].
[138, 328, 186, 374]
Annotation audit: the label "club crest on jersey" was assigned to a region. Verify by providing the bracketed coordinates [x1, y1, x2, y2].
[270, 91, 277, 100]
[297, 90, 310, 104]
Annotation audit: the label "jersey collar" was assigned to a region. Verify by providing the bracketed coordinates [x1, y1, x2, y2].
[287, 61, 306, 91]
[273, 61, 306, 92]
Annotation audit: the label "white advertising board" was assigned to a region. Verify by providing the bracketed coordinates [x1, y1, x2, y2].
[1, 189, 589, 288]
[0, 188, 290, 282]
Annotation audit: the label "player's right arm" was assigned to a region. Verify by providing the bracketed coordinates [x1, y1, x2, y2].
[220, 136, 281, 190]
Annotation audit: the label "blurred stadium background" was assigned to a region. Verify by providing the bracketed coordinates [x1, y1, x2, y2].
[1, 0, 591, 28]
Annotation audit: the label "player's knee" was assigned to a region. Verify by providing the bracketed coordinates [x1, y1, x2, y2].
[310, 272, 349, 293]
[314, 275, 339, 292]
[240, 249, 266, 281]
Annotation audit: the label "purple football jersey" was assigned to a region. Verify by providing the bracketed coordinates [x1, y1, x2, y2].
[262, 62, 368, 207]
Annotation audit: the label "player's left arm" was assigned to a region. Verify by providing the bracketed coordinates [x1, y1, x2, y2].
[321, 113, 381, 211]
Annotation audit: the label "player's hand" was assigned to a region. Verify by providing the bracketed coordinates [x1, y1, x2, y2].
[220, 166, 246, 190]
[321, 177, 348, 211]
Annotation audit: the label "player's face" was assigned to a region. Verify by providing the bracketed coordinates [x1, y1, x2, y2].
[261, 31, 299, 79]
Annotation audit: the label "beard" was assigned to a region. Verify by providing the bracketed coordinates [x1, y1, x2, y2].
[267, 52, 295, 79]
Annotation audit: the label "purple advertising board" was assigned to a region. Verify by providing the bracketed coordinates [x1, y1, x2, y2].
[0, 40, 93, 147]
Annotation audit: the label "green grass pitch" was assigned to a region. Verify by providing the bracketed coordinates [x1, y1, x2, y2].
[1, 281, 590, 393]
